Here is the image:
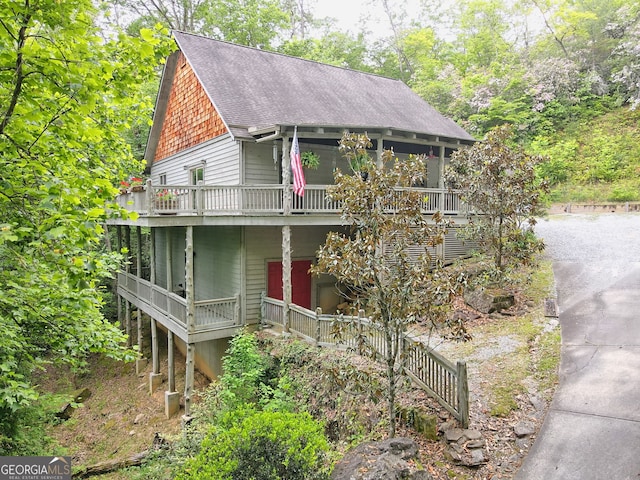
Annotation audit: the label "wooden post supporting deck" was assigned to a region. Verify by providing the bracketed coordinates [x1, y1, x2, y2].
[124, 226, 132, 346]
[136, 227, 143, 351]
[282, 135, 291, 214]
[281, 134, 292, 332]
[135, 226, 142, 278]
[149, 318, 162, 394]
[438, 144, 445, 189]
[282, 225, 291, 334]
[165, 330, 180, 418]
[125, 300, 131, 346]
[184, 342, 195, 419]
[167, 331, 175, 393]
[149, 229, 155, 285]
[116, 226, 123, 331]
[184, 226, 195, 418]
[165, 228, 173, 292]
[376, 134, 384, 168]
[151, 319, 159, 374]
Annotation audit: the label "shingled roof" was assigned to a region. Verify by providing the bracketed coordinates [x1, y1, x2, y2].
[167, 31, 474, 142]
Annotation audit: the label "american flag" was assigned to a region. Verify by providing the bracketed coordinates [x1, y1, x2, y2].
[290, 127, 306, 197]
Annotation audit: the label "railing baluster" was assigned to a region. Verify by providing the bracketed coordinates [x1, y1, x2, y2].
[119, 185, 462, 216]
[258, 294, 469, 426]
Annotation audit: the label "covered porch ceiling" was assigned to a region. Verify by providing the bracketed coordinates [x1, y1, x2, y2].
[247, 124, 476, 152]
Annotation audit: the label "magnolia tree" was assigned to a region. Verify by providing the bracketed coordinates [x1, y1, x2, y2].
[445, 125, 549, 278]
[311, 133, 462, 437]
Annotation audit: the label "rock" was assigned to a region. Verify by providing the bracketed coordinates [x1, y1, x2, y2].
[445, 443, 487, 467]
[544, 298, 558, 317]
[56, 387, 92, 420]
[133, 413, 145, 424]
[467, 439, 486, 449]
[444, 444, 463, 463]
[468, 449, 487, 466]
[462, 429, 482, 441]
[331, 437, 433, 480]
[444, 428, 465, 443]
[543, 318, 560, 333]
[514, 421, 535, 438]
[464, 288, 515, 314]
[397, 407, 438, 441]
[444, 428, 482, 444]
[516, 437, 532, 451]
[443, 427, 488, 468]
[384, 438, 419, 460]
[529, 395, 545, 412]
[438, 420, 457, 433]
[452, 310, 480, 323]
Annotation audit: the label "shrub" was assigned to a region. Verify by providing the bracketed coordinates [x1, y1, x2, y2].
[177, 410, 331, 480]
[608, 185, 639, 202]
[219, 329, 268, 410]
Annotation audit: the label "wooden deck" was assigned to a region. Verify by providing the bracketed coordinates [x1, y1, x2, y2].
[116, 184, 466, 217]
[117, 272, 242, 343]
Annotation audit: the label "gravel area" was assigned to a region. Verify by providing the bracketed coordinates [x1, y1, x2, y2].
[535, 213, 640, 264]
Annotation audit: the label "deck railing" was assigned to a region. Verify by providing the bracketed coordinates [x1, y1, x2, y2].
[118, 272, 241, 336]
[116, 183, 463, 217]
[260, 294, 469, 427]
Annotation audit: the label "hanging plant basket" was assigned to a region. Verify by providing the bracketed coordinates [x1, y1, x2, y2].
[301, 151, 320, 169]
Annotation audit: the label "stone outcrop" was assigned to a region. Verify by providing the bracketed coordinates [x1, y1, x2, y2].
[443, 428, 487, 467]
[57, 387, 92, 420]
[331, 437, 433, 480]
[397, 407, 438, 441]
[464, 288, 515, 314]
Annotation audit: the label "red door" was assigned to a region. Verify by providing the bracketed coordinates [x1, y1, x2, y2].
[267, 260, 312, 309]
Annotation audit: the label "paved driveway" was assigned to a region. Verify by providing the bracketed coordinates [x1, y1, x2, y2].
[516, 214, 640, 479]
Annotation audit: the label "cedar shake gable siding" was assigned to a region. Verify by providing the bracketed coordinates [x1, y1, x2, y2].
[154, 52, 227, 162]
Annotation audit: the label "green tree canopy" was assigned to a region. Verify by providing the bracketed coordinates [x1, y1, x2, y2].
[0, 0, 172, 453]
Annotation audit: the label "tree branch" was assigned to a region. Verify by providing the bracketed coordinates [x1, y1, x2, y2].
[0, 6, 31, 136]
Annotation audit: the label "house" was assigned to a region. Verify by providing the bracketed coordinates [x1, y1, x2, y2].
[110, 31, 476, 419]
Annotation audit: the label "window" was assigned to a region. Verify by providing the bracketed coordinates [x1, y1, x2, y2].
[159, 173, 167, 185]
[190, 166, 204, 185]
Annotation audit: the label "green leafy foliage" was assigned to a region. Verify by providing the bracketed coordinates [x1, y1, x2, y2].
[177, 409, 330, 480]
[0, 0, 173, 453]
[0, 392, 66, 456]
[528, 107, 640, 201]
[218, 329, 269, 409]
[197, 0, 289, 48]
[156, 332, 332, 479]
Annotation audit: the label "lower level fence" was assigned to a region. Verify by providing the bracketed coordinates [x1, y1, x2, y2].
[260, 293, 469, 427]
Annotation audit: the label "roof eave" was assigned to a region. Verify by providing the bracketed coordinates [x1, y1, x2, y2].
[245, 124, 476, 147]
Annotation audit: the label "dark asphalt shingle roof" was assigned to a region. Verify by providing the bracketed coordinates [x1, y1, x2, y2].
[172, 31, 474, 141]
